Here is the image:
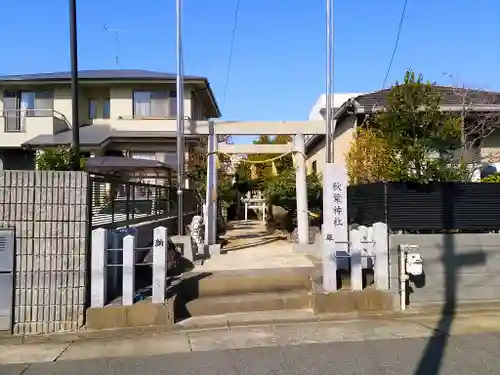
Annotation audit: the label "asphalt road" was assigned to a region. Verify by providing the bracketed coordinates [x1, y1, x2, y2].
[2, 332, 500, 375]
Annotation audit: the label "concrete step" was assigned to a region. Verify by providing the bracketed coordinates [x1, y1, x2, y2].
[313, 289, 395, 314]
[179, 267, 315, 299]
[184, 291, 312, 317]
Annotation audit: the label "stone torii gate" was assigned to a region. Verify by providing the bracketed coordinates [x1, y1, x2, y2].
[189, 120, 327, 247]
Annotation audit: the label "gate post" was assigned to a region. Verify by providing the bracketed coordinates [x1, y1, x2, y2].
[152, 226, 167, 304]
[91, 228, 107, 308]
[122, 234, 136, 306]
[322, 163, 348, 292]
[350, 227, 363, 291]
[373, 222, 389, 290]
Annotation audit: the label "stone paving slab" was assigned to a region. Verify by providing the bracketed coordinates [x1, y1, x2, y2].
[197, 240, 315, 271]
[58, 333, 191, 362]
[3, 311, 500, 366]
[197, 221, 315, 272]
[0, 319, 436, 365]
[0, 343, 69, 365]
[177, 309, 318, 330]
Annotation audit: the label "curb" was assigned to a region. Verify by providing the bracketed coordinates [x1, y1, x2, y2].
[1, 305, 499, 346]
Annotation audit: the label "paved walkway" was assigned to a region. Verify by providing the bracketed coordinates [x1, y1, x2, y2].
[6, 332, 500, 375]
[2, 313, 500, 365]
[195, 221, 315, 272]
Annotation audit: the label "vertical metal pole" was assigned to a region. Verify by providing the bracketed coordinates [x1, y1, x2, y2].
[325, 0, 332, 163]
[69, 0, 81, 170]
[176, 0, 185, 235]
[330, 0, 335, 162]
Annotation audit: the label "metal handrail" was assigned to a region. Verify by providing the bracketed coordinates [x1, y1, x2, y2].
[117, 115, 193, 121]
[0, 109, 72, 130]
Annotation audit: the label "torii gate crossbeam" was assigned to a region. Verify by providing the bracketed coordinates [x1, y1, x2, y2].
[204, 127, 310, 246]
[140, 120, 328, 135]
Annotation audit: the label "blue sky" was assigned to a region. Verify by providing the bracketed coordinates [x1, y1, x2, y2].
[2, 0, 500, 143]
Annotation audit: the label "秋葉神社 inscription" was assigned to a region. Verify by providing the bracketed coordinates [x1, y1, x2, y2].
[322, 164, 349, 292]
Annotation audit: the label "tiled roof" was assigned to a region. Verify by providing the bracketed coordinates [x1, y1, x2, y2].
[0, 69, 206, 82]
[354, 86, 500, 109]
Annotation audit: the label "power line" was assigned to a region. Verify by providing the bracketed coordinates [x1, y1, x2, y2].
[382, 0, 409, 89]
[221, 0, 241, 112]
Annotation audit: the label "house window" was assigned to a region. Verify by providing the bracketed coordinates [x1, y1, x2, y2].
[89, 98, 111, 120]
[2, 90, 53, 131]
[103, 98, 110, 119]
[89, 99, 98, 119]
[133, 90, 177, 118]
[190, 92, 204, 120]
[33, 91, 53, 117]
[169, 91, 177, 117]
[312, 161, 317, 174]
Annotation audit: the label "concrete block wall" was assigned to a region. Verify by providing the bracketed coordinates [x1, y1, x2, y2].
[0, 171, 89, 334]
[390, 233, 500, 307]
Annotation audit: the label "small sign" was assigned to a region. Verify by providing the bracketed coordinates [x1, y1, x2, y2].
[324, 164, 348, 236]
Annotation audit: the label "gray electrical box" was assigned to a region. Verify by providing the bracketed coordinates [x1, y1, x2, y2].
[0, 229, 15, 333]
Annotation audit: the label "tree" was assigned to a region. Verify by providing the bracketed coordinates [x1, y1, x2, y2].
[36, 146, 86, 171]
[264, 168, 322, 212]
[444, 79, 500, 179]
[358, 69, 467, 183]
[346, 126, 399, 185]
[185, 136, 234, 205]
[247, 135, 293, 181]
[232, 162, 259, 195]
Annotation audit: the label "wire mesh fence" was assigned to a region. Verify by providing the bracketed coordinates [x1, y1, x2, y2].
[89, 174, 202, 229]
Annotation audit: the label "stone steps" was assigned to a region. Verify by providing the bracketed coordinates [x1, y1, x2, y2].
[174, 267, 315, 320]
[185, 291, 312, 317]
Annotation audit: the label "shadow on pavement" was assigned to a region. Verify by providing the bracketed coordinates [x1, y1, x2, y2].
[413, 187, 486, 375]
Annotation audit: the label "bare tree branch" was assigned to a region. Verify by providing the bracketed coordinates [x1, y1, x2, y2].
[445, 77, 500, 180]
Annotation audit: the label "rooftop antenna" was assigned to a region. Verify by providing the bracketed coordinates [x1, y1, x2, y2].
[104, 25, 127, 68]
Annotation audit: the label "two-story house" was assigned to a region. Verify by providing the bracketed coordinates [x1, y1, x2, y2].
[305, 93, 363, 176]
[305, 87, 500, 179]
[0, 69, 220, 171]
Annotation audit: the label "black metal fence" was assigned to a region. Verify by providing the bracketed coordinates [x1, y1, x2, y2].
[89, 174, 202, 230]
[348, 182, 500, 231]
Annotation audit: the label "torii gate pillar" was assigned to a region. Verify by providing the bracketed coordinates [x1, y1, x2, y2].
[204, 121, 218, 246]
[294, 133, 310, 245]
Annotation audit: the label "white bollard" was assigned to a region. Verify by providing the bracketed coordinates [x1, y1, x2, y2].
[349, 227, 363, 291]
[373, 222, 389, 290]
[91, 228, 107, 307]
[152, 226, 167, 304]
[122, 234, 136, 306]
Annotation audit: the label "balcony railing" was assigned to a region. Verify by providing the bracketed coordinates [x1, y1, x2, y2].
[0, 109, 71, 133]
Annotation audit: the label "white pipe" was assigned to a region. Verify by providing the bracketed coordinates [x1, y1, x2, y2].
[399, 246, 407, 311]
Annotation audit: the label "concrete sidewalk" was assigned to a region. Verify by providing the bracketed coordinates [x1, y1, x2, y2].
[2, 312, 500, 366]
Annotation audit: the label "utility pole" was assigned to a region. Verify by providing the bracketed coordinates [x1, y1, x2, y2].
[69, 0, 80, 170]
[325, 0, 335, 163]
[176, 0, 186, 235]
